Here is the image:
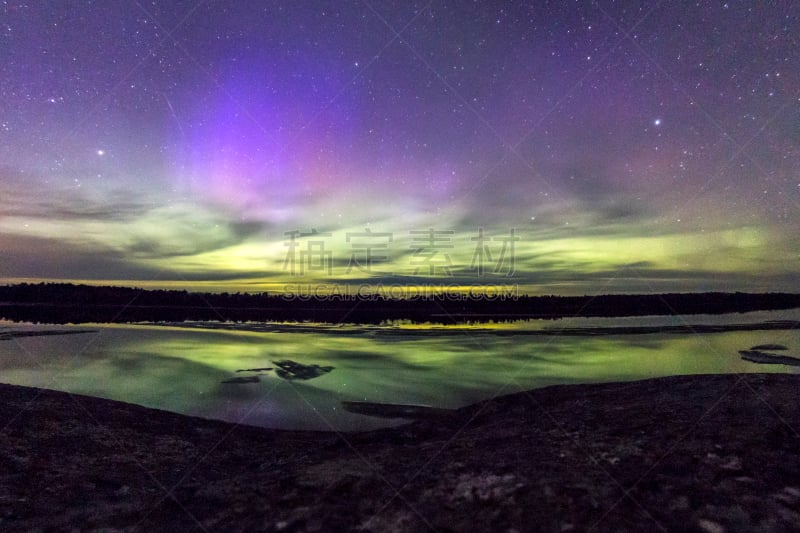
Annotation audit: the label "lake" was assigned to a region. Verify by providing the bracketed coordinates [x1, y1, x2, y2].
[1, 310, 799, 431]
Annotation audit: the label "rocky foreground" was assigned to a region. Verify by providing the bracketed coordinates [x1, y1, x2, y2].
[1, 374, 799, 532]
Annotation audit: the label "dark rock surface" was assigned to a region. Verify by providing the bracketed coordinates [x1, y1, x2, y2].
[740, 350, 800, 366]
[1, 374, 798, 532]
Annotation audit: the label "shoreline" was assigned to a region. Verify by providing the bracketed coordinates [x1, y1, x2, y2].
[1, 373, 798, 531]
[2, 318, 799, 337]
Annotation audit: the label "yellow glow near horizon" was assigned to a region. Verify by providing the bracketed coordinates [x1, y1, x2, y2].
[1, 220, 791, 295]
[131, 224, 781, 282]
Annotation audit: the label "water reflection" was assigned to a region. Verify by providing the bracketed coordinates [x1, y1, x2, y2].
[739, 343, 800, 366]
[222, 360, 334, 383]
[221, 376, 261, 384]
[0, 313, 798, 430]
[273, 360, 334, 380]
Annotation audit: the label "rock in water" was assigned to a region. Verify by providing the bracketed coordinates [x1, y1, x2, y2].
[739, 350, 800, 367]
[749, 344, 788, 350]
[272, 360, 334, 380]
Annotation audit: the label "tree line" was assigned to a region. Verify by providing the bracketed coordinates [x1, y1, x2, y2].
[1, 283, 799, 324]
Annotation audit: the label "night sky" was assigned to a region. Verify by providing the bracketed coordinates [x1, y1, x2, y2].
[1, 1, 798, 294]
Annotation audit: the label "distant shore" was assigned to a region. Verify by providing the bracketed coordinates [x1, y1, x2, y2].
[2, 283, 800, 324]
[4, 319, 800, 339]
[2, 373, 798, 531]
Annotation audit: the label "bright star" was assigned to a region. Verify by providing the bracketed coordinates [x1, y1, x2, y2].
[654, 118, 662, 126]
[96, 149, 104, 156]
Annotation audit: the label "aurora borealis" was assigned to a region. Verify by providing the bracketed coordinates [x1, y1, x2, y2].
[1, 1, 798, 294]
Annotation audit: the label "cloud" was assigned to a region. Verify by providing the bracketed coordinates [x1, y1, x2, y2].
[0, 168, 272, 264]
[0, 233, 162, 280]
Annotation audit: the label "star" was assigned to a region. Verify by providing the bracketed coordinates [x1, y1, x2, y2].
[96, 149, 105, 156]
[653, 118, 662, 126]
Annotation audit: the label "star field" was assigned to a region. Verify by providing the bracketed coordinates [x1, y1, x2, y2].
[1, 1, 798, 293]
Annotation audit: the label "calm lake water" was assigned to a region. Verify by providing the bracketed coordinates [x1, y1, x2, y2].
[1, 310, 799, 431]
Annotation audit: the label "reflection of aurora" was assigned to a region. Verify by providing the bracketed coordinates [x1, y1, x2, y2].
[0, 318, 798, 430]
[222, 360, 334, 382]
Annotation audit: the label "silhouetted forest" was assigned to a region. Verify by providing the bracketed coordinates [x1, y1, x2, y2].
[1, 283, 800, 324]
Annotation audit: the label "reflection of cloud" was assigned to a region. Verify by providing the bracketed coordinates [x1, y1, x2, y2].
[321, 349, 431, 371]
[221, 376, 261, 384]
